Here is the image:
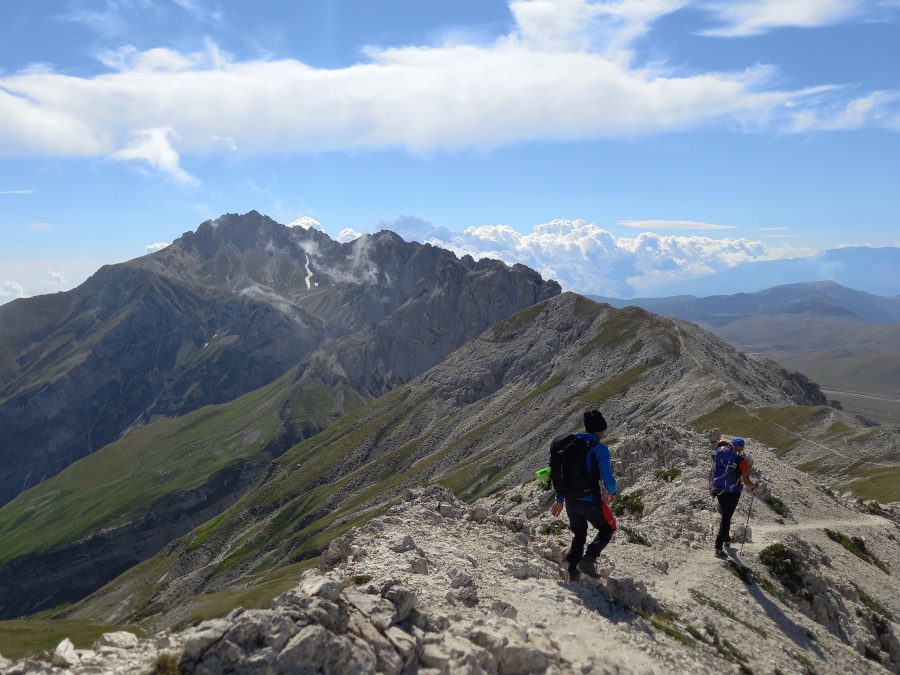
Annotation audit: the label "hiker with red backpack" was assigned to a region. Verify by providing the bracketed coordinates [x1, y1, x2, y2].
[548, 409, 618, 581]
[709, 437, 758, 558]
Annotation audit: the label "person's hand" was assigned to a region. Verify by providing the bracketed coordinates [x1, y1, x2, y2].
[608, 494, 617, 504]
[550, 502, 564, 517]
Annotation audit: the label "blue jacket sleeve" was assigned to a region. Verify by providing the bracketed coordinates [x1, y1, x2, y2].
[594, 443, 617, 495]
[554, 491, 564, 504]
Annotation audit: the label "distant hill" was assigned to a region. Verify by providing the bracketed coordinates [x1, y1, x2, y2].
[628, 247, 900, 298]
[591, 281, 900, 417]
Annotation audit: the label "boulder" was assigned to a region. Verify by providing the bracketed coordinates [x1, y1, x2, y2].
[99, 631, 140, 649]
[389, 535, 416, 553]
[52, 638, 80, 668]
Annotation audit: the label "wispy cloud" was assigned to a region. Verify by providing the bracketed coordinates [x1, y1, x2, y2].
[1, 189, 34, 195]
[790, 91, 898, 132]
[758, 226, 789, 231]
[618, 219, 737, 230]
[114, 127, 198, 185]
[171, 0, 224, 27]
[765, 234, 797, 238]
[703, 0, 865, 37]
[27, 222, 52, 230]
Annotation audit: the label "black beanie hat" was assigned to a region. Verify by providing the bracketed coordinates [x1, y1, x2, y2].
[584, 409, 608, 433]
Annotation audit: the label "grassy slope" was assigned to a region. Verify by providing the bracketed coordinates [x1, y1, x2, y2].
[690, 402, 829, 455]
[0, 619, 142, 661]
[67, 299, 685, 626]
[0, 364, 364, 565]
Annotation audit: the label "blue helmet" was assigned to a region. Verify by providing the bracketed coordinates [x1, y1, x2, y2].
[731, 436, 745, 448]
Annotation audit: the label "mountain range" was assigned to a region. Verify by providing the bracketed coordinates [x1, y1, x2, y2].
[629, 246, 900, 298]
[591, 281, 900, 424]
[0, 213, 897, 666]
[0, 211, 558, 507]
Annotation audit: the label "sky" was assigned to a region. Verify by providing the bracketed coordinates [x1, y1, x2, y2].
[2, 0, 900, 302]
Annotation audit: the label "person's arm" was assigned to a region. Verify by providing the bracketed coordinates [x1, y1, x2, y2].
[595, 444, 618, 500]
[739, 458, 758, 490]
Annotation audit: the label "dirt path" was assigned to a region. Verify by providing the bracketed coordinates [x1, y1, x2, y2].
[660, 511, 897, 605]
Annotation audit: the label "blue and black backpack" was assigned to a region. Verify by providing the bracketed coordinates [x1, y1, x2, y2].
[550, 433, 599, 499]
[710, 443, 743, 495]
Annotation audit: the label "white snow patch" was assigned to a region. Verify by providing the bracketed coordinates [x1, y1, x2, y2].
[304, 254, 314, 290]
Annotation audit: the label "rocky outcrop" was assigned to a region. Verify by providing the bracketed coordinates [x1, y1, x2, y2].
[11, 436, 898, 675]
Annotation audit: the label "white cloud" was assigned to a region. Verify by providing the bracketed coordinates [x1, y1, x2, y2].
[0, 281, 25, 299]
[618, 219, 736, 230]
[97, 45, 199, 72]
[790, 91, 897, 132]
[703, 0, 864, 37]
[0, 256, 122, 305]
[337, 228, 365, 243]
[114, 127, 198, 185]
[386, 217, 792, 297]
[758, 226, 788, 231]
[0, 0, 888, 167]
[28, 222, 52, 230]
[1, 189, 34, 195]
[145, 242, 170, 253]
[288, 216, 323, 231]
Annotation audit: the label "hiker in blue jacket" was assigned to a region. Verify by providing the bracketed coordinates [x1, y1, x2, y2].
[549, 409, 618, 580]
[710, 437, 758, 558]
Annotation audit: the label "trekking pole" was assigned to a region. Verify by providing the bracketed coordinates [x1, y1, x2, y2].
[740, 490, 756, 554]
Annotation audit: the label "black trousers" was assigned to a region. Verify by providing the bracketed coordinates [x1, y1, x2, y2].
[715, 491, 742, 550]
[566, 499, 614, 566]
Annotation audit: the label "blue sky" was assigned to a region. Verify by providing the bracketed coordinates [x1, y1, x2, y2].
[2, 0, 899, 301]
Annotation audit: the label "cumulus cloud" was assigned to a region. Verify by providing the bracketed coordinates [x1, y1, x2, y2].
[47, 270, 66, 286]
[618, 219, 736, 230]
[703, 0, 864, 37]
[1, 0, 892, 168]
[0, 281, 25, 299]
[288, 216, 323, 231]
[114, 127, 198, 184]
[337, 228, 364, 243]
[145, 242, 170, 253]
[387, 217, 789, 297]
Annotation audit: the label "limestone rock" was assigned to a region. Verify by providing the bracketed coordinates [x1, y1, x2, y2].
[99, 631, 140, 649]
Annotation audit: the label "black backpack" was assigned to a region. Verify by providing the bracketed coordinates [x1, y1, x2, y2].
[549, 433, 599, 499]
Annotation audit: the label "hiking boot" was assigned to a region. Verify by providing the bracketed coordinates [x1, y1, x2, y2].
[577, 555, 601, 578]
[714, 549, 728, 560]
[723, 538, 732, 549]
[567, 566, 581, 582]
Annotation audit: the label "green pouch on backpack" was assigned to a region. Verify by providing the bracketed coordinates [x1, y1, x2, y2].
[535, 466, 552, 487]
